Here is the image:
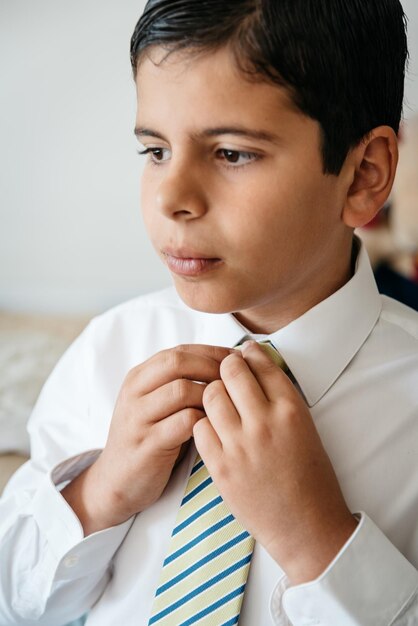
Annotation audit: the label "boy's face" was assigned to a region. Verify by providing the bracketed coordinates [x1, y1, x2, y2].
[135, 46, 353, 331]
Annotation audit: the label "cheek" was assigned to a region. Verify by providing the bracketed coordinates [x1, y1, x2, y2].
[228, 187, 330, 270]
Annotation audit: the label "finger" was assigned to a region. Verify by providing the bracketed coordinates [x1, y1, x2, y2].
[193, 416, 223, 466]
[141, 379, 206, 424]
[219, 351, 268, 420]
[202, 379, 241, 442]
[127, 344, 234, 395]
[154, 407, 205, 450]
[240, 341, 294, 402]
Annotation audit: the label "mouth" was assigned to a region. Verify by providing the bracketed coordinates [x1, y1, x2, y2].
[162, 248, 223, 277]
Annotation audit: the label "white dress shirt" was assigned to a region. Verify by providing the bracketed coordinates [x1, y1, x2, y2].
[1, 242, 418, 626]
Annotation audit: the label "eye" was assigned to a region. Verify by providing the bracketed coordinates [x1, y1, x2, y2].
[137, 147, 171, 164]
[216, 149, 260, 167]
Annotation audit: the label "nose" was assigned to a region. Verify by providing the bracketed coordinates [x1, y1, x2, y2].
[156, 161, 208, 220]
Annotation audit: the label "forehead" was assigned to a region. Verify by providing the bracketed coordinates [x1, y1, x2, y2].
[135, 45, 304, 133]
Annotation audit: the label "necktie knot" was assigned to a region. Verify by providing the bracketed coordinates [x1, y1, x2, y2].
[235, 339, 288, 371]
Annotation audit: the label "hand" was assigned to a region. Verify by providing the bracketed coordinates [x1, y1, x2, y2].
[194, 341, 358, 584]
[62, 344, 232, 535]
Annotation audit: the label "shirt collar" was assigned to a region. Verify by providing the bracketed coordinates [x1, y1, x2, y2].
[267, 240, 382, 406]
[187, 238, 381, 408]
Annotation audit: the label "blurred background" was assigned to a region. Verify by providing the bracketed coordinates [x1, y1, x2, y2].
[0, 0, 156, 316]
[0, 1, 418, 475]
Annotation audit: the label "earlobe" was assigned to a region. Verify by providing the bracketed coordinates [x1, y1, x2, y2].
[342, 127, 398, 228]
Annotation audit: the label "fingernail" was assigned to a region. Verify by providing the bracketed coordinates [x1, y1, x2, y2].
[240, 340, 257, 354]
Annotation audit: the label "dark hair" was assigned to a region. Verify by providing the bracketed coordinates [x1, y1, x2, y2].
[130, 0, 408, 175]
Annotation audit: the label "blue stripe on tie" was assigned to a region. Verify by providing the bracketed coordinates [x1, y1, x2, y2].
[181, 476, 213, 506]
[190, 459, 204, 475]
[179, 584, 246, 626]
[149, 557, 251, 624]
[163, 514, 234, 566]
[173, 496, 223, 535]
[156, 530, 250, 595]
[221, 617, 240, 626]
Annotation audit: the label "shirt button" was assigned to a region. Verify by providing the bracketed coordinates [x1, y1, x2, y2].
[64, 554, 79, 568]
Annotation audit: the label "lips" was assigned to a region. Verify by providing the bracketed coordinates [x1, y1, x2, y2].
[162, 248, 222, 277]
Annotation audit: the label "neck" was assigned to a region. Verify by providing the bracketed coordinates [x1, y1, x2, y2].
[234, 243, 356, 335]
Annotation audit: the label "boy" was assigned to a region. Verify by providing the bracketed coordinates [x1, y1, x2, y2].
[1, 0, 418, 624]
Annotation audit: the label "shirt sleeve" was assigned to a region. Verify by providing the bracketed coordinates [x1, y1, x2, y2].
[270, 512, 418, 626]
[0, 322, 133, 625]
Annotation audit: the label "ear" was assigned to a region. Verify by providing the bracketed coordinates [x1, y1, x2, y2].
[342, 126, 399, 228]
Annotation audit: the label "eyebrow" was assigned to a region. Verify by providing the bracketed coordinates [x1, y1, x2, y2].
[134, 125, 281, 144]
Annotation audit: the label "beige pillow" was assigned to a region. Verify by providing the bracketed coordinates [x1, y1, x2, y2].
[0, 312, 89, 455]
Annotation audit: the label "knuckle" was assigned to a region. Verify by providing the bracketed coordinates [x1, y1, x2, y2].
[136, 426, 152, 448]
[122, 363, 146, 397]
[169, 346, 188, 371]
[203, 380, 224, 404]
[277, 397, 300, 423]
[123, 366, 138, 387]
[220, 354, 244, 380]
[182, 408, 201, 431]
[171, 378, 190, 404]
[212, 458, 230, 482]
[206, 344, 230, 360]
[259, 358, 277, 374]
[117, 379, 134, 406]
[192, 414, 205, 438]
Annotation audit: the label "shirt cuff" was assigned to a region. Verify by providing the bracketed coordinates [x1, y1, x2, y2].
[271, 512, 418, 626]
[32, 450, 134, 575]
[12, 451, 135, 620]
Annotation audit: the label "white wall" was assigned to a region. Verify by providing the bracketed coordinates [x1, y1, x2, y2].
[0, 0, 167, 315]
[1, 0, 417, 315]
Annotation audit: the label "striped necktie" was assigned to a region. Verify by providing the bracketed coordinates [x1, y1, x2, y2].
[148, 341, 286, 626]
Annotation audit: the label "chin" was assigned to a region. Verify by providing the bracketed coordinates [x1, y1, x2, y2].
[173, 280, 239, 315]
